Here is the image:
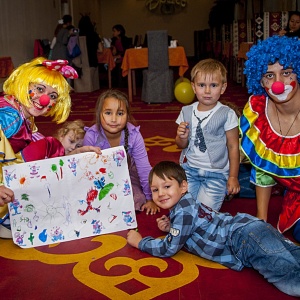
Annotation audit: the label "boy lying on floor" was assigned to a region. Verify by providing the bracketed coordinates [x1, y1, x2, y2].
[127, 161, 300, 297]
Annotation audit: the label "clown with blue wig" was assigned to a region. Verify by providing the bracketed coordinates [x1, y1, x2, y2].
[240, 35, 300, 242]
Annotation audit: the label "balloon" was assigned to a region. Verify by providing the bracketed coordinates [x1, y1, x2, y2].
[174, 82, 195, 104]
[174, 77, 190, 87]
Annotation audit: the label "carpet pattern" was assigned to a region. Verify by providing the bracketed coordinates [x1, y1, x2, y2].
[0, 83, 296, 300]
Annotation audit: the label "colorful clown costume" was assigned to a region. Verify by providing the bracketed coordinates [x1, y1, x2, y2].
[240, 94, 300, 234]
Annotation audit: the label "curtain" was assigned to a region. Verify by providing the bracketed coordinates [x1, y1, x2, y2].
[263, 0, 297, 12]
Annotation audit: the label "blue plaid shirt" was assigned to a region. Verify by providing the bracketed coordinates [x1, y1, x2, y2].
[139, 193, 258, 271]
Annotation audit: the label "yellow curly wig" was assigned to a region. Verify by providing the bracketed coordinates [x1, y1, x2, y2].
[3, 57, 72, 123]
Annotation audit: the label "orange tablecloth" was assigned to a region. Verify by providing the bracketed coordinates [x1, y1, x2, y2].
[122, 46, 188, 77]
[121, 46, 189, 102]
[0, 57, 14, 78]
[97, 48, 115, 71]
[97, 48, 116, 88]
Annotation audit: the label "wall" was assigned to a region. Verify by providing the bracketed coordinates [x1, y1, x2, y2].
[72, 0, 102, 32]
[99, 0, 213, 57]
[0, 0, 104, 67]
[0, 0, 61, 67]
[0, 0, 213, 68]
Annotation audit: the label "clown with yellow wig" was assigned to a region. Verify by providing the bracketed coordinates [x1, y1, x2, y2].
[240, 35, 300, 243]
[0, 57, 101, 238]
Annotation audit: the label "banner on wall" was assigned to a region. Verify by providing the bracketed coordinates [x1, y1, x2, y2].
[3, 146, 136, 248]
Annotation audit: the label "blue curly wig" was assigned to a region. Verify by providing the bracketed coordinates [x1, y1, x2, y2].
[244, 35, 300, 95]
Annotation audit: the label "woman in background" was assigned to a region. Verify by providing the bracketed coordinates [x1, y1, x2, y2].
[51, 15, 73, 60]
[279, 11, 300, 38]
[110, 24, 132, 87]
[110, 24, 131, 63]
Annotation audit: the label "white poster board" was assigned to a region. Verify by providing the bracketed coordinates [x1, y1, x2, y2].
[3, 146, 136, 248]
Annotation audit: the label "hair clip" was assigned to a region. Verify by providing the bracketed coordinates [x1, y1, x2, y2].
[42, 59, 78, 79]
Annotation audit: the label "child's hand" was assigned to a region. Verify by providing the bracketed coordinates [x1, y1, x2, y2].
[226, 176, 240, 196]
[68, 146, 102, 155]
[156, 215, 170, 232]
[127, 229, 142, 248]
[0, 186, 14, 206]
[141, 200, 160, 215]
[177, 122, 189, 140]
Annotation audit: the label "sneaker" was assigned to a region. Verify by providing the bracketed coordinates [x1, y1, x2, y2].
[0, 224, 12, 239]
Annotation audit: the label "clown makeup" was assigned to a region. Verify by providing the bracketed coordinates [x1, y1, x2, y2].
[28, 83, 58, 106]
[23, 83, 58, 118]
[261, 62, 297, 102]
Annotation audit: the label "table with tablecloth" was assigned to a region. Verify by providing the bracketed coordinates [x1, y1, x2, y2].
[97, 49, 116, 89]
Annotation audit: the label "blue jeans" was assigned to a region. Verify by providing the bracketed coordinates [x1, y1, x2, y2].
[182, 163, 227, 210]
[231, 221, 300, 297]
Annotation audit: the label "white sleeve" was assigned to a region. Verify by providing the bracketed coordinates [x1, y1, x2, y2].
[176, 109, 184, 125]
[224, 109, 238, 131]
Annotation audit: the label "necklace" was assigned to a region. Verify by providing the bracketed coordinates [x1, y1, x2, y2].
[275, 105, 300, 148]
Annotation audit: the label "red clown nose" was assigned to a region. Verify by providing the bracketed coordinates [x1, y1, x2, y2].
[39, 94, 50, 106]
[271, 81, 285, 95]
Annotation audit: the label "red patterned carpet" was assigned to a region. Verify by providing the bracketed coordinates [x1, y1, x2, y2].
[0, 83, 297, 299]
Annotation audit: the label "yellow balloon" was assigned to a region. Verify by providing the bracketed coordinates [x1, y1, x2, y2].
[174, 77, 190, 87]
[174, 82, 195, 104]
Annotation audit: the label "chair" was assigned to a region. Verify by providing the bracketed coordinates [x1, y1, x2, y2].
[141, 30, 174, 103]
[73, 36, 99, 92]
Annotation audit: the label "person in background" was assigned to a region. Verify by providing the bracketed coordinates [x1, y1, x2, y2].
[110, 24, 132, 87]
[279, 11, 300, 38]
[175, 58, 240, 211]
[127, 160, 300, 297]
[78, 15, 102, 67]
[51, 14, 73, 60]
[83, 89, 160, 215]
[110, 24, 131, 63]
[48, 19, 64, 59]
[240, 35, 300, 243]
